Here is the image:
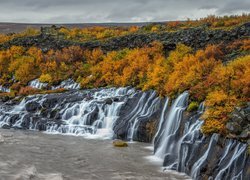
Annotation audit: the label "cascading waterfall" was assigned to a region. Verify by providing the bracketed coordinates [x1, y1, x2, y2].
[127, 91, 161, 141]
[28, 79, 48, 89]
[0, 85, 10, 92]
[0, 87, 135, 139]
[52, 79, 80, 90]
[28, 79, 80, 90]
[214, 140, 247, 180]
[46, 90, 126, 139]
[152, 97, 169, 145]
[153, 93, 249, 180]
[154, 92, 189, 160]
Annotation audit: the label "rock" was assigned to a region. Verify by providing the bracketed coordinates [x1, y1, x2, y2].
[113, 140, 128, 147]
[226, 122, 242, 134]
[42, 97, 59, 109]
[25, 101, 41, 112]
[227, 105, 250, 140]
[247, 139, 250, 145]
[9, 114, 20, 125]
[239, 129, 250, 139]
[105, 98, 113, 105]
[113, 97, 119, 102]
[20, 115, 31, 129]
[1, 124, 10, 129]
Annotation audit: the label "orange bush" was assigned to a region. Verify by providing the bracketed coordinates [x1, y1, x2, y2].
[18, 86, 41, 96]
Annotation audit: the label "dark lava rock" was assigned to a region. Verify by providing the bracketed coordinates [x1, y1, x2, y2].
[9, 114, 20, 125]
[239, 129, 250, 139]
[1, 124, 10, 129]
[42, 98, 59, 109]
[105, 98, 113, 105]
[227, 105, 250, 140]
[226, 122, 242, 134]
[25, 101, 41, 112]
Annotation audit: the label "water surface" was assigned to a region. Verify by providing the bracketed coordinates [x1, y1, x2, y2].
[0, 129, 190, 180]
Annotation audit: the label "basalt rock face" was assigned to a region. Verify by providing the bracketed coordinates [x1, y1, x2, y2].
[113, 90, 165, 142]
[1, 23, 249, 53]
[176, 112, 250, 180]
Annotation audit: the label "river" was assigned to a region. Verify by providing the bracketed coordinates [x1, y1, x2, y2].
[0, 129, 191, 180]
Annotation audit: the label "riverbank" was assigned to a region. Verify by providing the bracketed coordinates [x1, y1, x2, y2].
[0, 129, 190, 180]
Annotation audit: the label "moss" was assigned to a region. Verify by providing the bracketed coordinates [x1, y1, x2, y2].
[187, 101, 199, 112]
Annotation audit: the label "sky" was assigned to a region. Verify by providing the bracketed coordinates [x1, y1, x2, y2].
[0, 0, 249, 23]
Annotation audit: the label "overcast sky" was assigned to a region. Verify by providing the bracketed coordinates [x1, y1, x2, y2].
[0, 0, 249, 23]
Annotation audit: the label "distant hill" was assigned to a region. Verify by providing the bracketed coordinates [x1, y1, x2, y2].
[0, 22, 155, 34]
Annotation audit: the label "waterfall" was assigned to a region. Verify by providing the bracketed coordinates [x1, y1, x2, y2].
[152, 93, 249, 179]
[152, 97, 169, 145]
[214, 141, 247, 180]
[52, 79, 80, 90]
[28, 79, 48, 89]
[0, 85, 10, 92]
[0, 87, 134, 139]
[127, 91, 161, 141]
[28, 79, 80, 90]
[154, 92, 189, 160]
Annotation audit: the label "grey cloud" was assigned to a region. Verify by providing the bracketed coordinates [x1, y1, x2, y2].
[216, 0, 250, 14]
[0, 0, 249, 23]
[199, 5, 218, 10]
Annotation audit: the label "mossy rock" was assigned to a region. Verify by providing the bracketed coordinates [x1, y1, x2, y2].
[113, 140, 128, 147]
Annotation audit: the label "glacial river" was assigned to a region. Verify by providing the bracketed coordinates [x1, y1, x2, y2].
[0, 129, 190, 180]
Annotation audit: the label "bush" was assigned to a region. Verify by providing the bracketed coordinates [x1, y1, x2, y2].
[10, 83, 22, 92]
[187, 101, 199, 112]
[39, 74, 52, 83]
[18, 86, 41, 96]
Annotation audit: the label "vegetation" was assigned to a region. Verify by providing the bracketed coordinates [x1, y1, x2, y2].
[53, 14, 250, 42]
[187, 102, 199, 112]
[0, 14, 249, 137]
[0, 14, 249, 43]
[0, 28, 39, 44]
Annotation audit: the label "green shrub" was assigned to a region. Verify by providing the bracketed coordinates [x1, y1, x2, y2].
[187, 101, 199, 112]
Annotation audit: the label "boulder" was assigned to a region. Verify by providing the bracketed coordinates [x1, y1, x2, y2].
[226, 122, 242, 134]
[104, 98, 113, 105]
[239, 129, 250, 139]
[1, 124, 10, 129]
[113, 140, 128, 147]
[25, 101, 41, 112]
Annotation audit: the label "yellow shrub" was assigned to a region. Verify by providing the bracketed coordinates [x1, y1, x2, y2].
[39, 74, 52, 83]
